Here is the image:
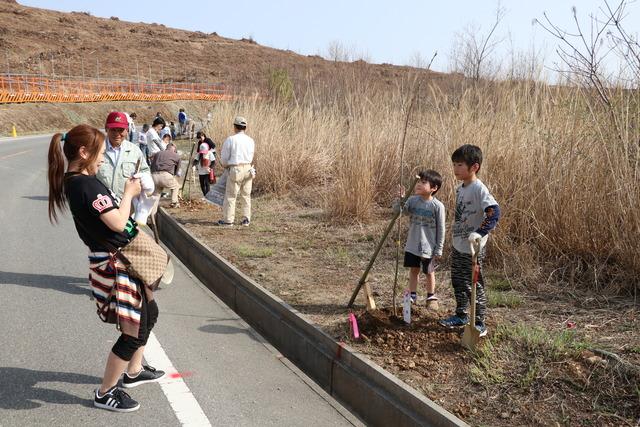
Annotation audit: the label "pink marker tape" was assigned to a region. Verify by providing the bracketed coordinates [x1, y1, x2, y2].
[168, 371, 194, 379]
[348, 313, 360, 339]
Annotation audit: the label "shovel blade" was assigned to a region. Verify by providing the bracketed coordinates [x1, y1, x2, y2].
[161, 258, 175, 285]
[461, 324, 481, 350]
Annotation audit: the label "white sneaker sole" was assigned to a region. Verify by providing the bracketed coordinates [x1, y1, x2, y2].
[94, 400, 140, 412]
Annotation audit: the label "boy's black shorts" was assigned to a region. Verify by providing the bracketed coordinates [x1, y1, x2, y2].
[404, 251, 433, 274]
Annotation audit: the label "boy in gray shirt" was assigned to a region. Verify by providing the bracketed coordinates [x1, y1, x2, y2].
[394, 170, 445, 308]
[439, 145, 501, 337]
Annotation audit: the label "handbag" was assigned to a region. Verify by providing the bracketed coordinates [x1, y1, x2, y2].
[116, 229, 169, 290]
[75, 217, 169, 291]
[209, 168, 216, 184]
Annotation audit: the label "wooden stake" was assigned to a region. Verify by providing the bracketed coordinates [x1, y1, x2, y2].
[363, 282, 377, 311]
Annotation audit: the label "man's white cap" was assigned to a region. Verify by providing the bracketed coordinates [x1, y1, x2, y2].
[233, 116, 247, 127]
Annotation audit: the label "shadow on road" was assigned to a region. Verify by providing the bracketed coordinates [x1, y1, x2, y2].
[0, 367, 99, 409]
[21, 195, 48, 201]
[0, 271, 89, 296]
[198, 319, 261, 343]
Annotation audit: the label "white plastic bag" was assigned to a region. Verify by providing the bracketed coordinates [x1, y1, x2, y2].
[204, 169, 228, 207]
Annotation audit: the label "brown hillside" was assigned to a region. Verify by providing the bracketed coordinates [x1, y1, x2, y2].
[1, 1, 446, 93]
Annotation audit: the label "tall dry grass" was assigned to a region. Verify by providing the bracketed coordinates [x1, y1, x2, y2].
[204, 74, 640, 293]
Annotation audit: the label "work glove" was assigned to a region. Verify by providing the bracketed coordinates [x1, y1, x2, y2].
[133, 172, 155, 196]
[132, 193, 160, 225]
[468, 232, 488, 256]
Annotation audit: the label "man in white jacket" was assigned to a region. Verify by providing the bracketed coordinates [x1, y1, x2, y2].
[218, 116, 255, 226]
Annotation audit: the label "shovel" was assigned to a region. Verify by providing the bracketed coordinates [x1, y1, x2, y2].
[461, 240, 481, 350]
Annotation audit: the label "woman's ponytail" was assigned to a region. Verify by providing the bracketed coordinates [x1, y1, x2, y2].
[47, 133, 67, 223]
[46, 124, 105, 223]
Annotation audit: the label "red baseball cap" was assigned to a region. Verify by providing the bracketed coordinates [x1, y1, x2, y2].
[105, 112, 128, 129]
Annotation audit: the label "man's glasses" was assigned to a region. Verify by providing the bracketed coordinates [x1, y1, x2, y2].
[108, 128, 127, 134]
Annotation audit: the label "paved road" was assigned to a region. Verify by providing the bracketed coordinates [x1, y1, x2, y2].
[0, 134, 360, 426]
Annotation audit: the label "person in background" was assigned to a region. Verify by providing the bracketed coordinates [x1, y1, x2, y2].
[150, 142, 182, 208]
[146, 117, 167, 160]
[169, 121, 176, 140]
[196, 131, 215, 152]
[194, 142, 215, 198]
[178, 108, 187, 135]
[138, 123, 150, 163]
[159, 124, 172, 141]
[218, 116, 255, 226]
[47, 124, 164, 413]
[127, 112, 137, 144]
[97, 112, 150, 198]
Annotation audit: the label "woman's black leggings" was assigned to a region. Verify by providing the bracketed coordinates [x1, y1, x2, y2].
[111, 293, 159, 361]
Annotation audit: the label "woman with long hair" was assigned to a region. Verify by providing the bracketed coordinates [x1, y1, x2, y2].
[48, 124, 165, 413]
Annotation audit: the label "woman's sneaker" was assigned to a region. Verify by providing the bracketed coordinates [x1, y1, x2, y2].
[94, 386, 140, 412]
[122, 365, 166, 388]
[439, 314, 469, 328]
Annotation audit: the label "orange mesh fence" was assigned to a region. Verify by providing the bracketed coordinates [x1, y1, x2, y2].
[0, 74, 230, 103]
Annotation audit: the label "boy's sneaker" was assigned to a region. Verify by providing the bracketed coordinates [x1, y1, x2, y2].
[122, 365, 166, 388]
[240, 218, 250, 227]
[439, 314, 469, 328]
[215, 220, 233, 226]
[425, 295, 439, 310]
[410, 292, 417, 304]
[94, 386, 140, 412]
[476, 321, 488, 337]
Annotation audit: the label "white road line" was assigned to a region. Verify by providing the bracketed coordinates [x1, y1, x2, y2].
[0, 149, 31, 160]
[145, 332, 212, 426]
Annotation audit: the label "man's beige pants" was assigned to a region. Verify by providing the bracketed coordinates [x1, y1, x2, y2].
[222, 164, 253, 223]
[152, 171, 179, 204]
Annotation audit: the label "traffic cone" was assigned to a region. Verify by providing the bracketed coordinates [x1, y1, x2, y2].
[11, 124, 17, 138]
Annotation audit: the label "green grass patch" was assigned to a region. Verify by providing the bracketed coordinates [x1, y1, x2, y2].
[469, 341, 505, 385]
[488, 277, 513, 291]
[488, 290, 523, 308]
[237, 245, 274, 258]
[470, 323, 590, 388]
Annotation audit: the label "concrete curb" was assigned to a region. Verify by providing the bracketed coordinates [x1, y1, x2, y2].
[156, 209, 468, 427]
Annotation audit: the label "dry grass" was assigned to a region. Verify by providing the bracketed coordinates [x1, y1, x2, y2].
[200, 75, 639, 294]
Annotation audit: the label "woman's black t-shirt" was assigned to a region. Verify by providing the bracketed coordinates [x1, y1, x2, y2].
[64, 173, 131, 252]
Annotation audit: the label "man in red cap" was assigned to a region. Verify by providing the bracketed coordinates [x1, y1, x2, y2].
[97, 111, 150, 198]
